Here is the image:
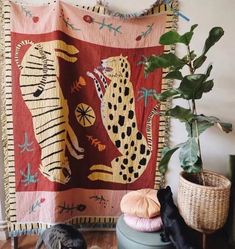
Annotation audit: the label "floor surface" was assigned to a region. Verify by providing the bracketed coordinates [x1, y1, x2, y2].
[0, 230, 233, 249]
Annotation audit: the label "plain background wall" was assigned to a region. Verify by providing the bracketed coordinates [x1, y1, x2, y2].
[0, 0, 235, 221]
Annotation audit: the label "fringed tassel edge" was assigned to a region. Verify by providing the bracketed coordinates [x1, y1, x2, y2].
[156, 0, 179, 189]
[0, 0, 8, 221]
[0, 0, 17, 232]
[8, 216, 117, 236]
[96, 0, 164, 19]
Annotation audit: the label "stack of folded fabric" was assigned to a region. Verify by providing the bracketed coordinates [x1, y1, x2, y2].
[120, 189, 162, 232]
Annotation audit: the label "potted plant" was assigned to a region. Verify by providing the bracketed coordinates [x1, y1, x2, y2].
[142, 24, 232, 233]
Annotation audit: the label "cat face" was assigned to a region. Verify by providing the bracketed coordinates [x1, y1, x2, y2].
[157, 186, 173, 204]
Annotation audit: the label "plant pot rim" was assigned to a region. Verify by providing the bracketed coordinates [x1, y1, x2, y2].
[180, 169, 231, 190]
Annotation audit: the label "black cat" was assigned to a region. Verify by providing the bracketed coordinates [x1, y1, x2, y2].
[157, 186, 200, 249]
[35, 224, 87, 249]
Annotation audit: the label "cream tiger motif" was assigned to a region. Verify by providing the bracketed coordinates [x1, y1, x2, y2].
[16, 40, 84, 184]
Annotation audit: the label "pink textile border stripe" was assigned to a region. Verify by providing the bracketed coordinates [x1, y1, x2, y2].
[11, 1, 167, 48]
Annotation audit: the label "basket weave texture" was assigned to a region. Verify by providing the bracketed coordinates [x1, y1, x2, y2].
[178, 170, 231, 233]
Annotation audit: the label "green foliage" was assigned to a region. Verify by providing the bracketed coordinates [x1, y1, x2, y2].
[179, 138, 199, 171]
[193, 55, 207, 69]
[160, 24, 198, 46]
[144, 53, 185, 75]
[203, 27, 224, 54]
[153, 89, 180, 101]
[164, 70, 183, 80]
[143, 25, 232, 174]
[166, 106, 194, 122]
[159, 146, 181, 174]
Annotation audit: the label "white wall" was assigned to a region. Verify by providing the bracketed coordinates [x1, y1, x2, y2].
[0, 0, 235, 222]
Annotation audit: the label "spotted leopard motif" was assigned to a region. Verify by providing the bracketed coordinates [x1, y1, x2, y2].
[87, 55, 152, 184]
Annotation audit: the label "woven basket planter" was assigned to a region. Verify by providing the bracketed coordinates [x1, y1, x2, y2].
[178, 170, 231, 234]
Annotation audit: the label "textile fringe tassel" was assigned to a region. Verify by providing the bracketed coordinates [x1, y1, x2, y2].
[0, 0, 8, 226]
[96, 0, 164, 19]
[0, 0, 17, 233]
[156, 0, 179, 189]
[8, 216, 117, 236]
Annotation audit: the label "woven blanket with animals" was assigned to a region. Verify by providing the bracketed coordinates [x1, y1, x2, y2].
[2, 0, 176, 234]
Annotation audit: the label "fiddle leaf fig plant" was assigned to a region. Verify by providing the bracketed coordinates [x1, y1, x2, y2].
[143, 25, 232, 176]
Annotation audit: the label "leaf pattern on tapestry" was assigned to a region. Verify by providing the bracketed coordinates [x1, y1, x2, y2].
[83, 15, 122, 35]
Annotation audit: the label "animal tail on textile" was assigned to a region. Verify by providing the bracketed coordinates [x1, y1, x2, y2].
[14, 40, 35, 70]
[146, 104, 160, 152]
[146, 104, 163, 188]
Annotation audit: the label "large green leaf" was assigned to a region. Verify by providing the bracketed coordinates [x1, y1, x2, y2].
[194, 115, 219, 123]
[182, 156, 202, 173]
[159, 145, 182, 174]
[193, 55, 207, 69]
[185, 121, 214, 137]
[144, 53, 185, 74]
[179, 31, 194, 46]
[203, 80, 214, 92]
[178, 74, 206, 99]
[153, 89, 180, 101]
[166, 106, 194, 122]
[160, 25, 198, 46]
[193, 115, 232, 133]
[159, 30, 181, 45]
[164, 70, 183, 80]
[179, 138, 199, 169]
[203, 27, 224, 54]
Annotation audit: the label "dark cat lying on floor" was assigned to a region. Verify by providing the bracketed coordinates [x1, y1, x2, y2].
[157, 186, 200, 249]
[35, 224, 87, 249]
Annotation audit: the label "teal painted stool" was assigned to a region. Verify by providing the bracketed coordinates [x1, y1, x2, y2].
[116, 215, 173, 249]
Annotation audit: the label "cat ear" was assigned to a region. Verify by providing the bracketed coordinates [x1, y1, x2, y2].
[166, 186, 171, 192]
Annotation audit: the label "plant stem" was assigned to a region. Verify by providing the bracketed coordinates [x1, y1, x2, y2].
[187, 45, 205, 185]
[187, 45, 194, 75]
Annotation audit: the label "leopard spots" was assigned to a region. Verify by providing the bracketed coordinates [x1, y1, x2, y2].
[112, 125, 118, 133]
[118, 116, 125, 126]
[126, 127, 132, 136]
[139, 158, 147, 166]
[128, 111, 134, 119]
[131, 154, 136, 161]
[124, 87, 129, 96]
[88, 55, 152, 183]
[115, 140, 121, 148]
[140, 144, 146, 154]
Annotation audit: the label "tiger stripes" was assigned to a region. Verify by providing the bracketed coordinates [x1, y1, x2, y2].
[16, 40, 84, 184]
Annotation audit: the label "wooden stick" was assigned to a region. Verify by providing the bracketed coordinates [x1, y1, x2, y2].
[11, 237, 18, 249]
[202, 233, 206, 249]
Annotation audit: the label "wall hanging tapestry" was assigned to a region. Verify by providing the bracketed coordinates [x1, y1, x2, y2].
[1, 0, 177, 235]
